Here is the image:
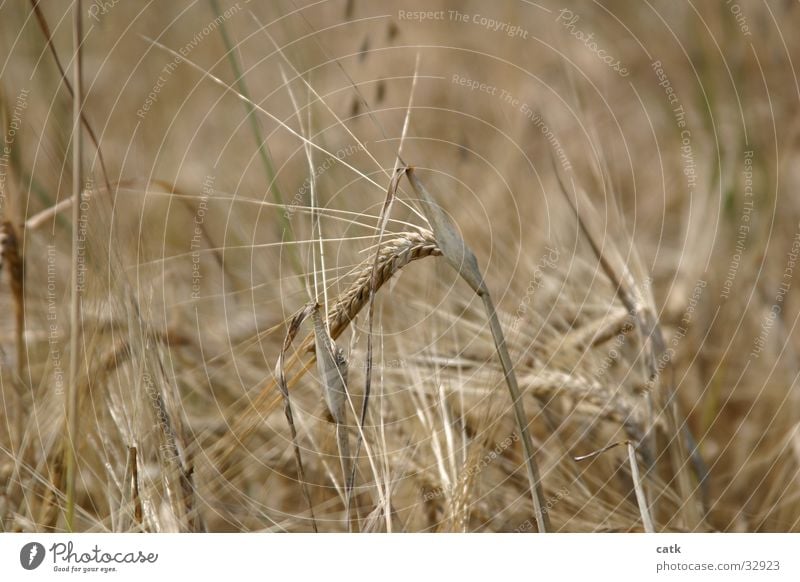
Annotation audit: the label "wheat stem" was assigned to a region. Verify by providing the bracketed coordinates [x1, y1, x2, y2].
[65, 0, 83, 532]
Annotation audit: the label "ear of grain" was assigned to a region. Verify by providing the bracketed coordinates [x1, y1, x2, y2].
[211, 231, 441, 496]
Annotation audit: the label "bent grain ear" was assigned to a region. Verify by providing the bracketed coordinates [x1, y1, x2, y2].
[405, 167, 550, 533]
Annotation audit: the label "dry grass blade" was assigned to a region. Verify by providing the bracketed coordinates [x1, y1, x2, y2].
[628, 442, 655, 533]
[119, 445, 143, 531]
[128, 445, 143, 528]
[64, 0, 83, 532]
[30, 448, 64, 532]
[275, 303, 318, 532]
[311, 305, 352, 527]
[574, 440, 654, 531]
[405, 167, 550, 533]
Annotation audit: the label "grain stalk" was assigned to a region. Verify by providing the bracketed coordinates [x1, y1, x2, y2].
[64, 0, 83, 532]
[405, 167, 550, 533]
[311, 305, 352, 528]
[275, 303, 318, 532]
[628, 441, 655, 532]
[574, 440, 655, 532]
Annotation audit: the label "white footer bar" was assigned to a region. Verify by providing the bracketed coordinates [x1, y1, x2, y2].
[2, 533, 798, 581]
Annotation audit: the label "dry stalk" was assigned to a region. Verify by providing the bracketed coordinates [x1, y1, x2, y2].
[120, 445, 143, 530]
[64, 0, 83, 531]
[628, 441, 655, 532]
[311, 305, 352, 528]
[275, 303, 318, 532]
[406, 167, 551, 533]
